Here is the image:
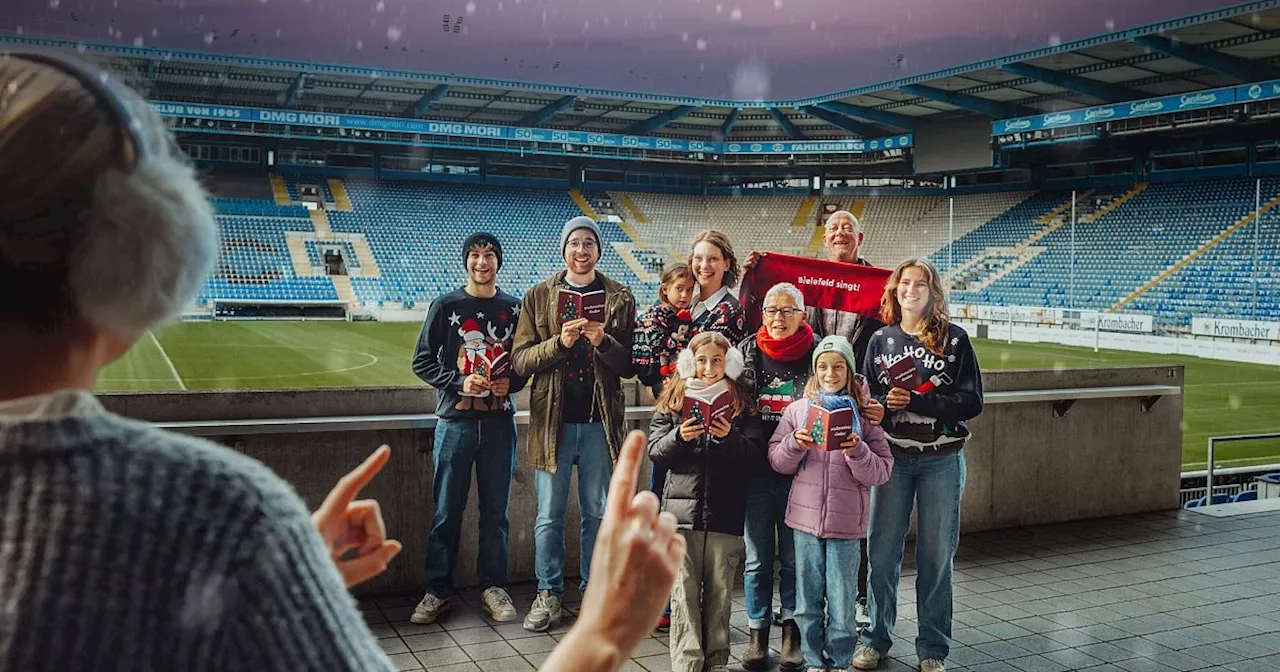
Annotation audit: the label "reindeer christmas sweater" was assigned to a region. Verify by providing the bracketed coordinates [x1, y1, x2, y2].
[412, 288, 528, 419]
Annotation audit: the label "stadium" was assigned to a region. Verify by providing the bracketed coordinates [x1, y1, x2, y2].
[3, 0, 1280, 670]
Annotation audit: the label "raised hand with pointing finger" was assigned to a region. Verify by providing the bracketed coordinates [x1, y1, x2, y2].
[537, 431, 686, 671]
[312, 444, 404, 587]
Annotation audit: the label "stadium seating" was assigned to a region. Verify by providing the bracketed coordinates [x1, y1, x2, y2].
[862, 191, 1033, 267]
[616, 191, 814, 261]
[323, 181, 652, 308]
[199, 213, 339, 303]
[948, 178, 1280, 322]
[197, 175, 1279, 329]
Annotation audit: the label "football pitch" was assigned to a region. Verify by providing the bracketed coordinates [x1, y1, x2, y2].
[99, 321, 1280, 470]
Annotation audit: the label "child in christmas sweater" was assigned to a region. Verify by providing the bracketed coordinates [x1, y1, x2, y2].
[634, 263, 696, 391]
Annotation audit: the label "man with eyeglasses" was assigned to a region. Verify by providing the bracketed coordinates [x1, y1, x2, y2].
[512, 216, 637, 632]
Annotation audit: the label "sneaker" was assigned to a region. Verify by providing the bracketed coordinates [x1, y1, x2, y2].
[709, 666, 731, 672]
[856, 598, 870, 628]
[480, 587, 518, 622]
[410, 592, 449, 625]
[850, 645, 884, 670]
[522, 590, 562, 632]
[919, 660, 945, 672]
[656, 615, 671, 632]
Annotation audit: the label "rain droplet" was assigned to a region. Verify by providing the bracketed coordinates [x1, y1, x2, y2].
[152, 28, 159, 37]
[730, 7, 742, 21]
[1104, 19, 1115, 31]
[387, 25, 402, 41]
[133, 35, 144, 47]
[1048, 33, 1062, 46]
[1228, 394, 1242, 409]
[356, 39, 363, 49]
[466, 1, 477, 14]
[15, 25, 23, 35]
[773, 0, 782, 7]
[48, 0, 60, 9]
[203, 31, 216, 44]
[810, 20, 817, 31]
[375, 0, 385, 12]
[696, 37, 707, 51]
[682, 32, 688, 42]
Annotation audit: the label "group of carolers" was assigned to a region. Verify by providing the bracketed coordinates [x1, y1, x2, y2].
[410, 212, 983, 672]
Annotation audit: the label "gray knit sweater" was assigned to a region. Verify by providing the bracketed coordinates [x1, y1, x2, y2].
[0, 390, 393, 671]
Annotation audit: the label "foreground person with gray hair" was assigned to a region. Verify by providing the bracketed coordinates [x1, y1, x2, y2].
[0, 51, 681, 672]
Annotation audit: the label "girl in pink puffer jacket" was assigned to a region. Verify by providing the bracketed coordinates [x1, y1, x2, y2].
[768, 335, 893, 671]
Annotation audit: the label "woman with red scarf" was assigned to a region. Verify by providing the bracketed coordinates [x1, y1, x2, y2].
[735, 282, 818, 672]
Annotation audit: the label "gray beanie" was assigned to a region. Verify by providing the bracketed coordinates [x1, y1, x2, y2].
[560, 216, 603, 258]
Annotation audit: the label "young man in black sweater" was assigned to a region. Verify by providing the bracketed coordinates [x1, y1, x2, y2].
[411, 232, 528, 625]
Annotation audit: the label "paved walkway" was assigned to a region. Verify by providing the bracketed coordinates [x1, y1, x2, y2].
[363, 507, 1280, 671]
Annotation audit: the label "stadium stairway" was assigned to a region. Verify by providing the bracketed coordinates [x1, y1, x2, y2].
[791, 194, 819, 228]
[347, 236, 382, 277]
[616, 193, 648, 223]
[946, 191, 1091, 291]
[1081, 182, 1147, 223]
[285, 233, 317, 277]
[310, 209, 334, 240]
[331, 275, 356, 306]
[327, 179, 354, 212]
[569, 189, 599, 219]
[1112, 191, 1280, 313]
[269, 173, 291, 206]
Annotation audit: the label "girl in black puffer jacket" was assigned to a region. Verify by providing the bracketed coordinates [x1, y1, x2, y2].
[648, 331, 765, 672]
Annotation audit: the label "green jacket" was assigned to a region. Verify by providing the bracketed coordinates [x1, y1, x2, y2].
[512, 270, 637, 473]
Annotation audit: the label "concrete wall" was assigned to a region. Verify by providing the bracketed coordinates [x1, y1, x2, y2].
[99, 364, 1183, 597]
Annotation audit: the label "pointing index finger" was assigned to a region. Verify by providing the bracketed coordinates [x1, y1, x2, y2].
[606, 430, 644, 521]
[324, 445, 391, 511]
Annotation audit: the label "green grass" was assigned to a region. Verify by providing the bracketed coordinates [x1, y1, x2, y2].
[99, 321, 1280, 470]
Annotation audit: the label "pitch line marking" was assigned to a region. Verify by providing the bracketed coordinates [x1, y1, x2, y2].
[149, 331, 187, 391]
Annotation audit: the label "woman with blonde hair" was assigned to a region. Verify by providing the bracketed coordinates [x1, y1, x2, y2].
[852, 259, 984, 672]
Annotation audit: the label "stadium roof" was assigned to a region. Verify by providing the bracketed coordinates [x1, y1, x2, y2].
[5, 0, 1280, 143]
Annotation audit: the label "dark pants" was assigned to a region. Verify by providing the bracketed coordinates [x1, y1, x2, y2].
[426, 416, 517, 597]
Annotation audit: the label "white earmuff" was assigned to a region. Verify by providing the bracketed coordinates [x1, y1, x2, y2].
[725, 347, 745, 381]
[677, 347, 696, 379]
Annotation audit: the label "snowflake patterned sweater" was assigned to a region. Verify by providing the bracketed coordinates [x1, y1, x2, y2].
[862, 324, 984, 451]
[412, 288, 529, 419]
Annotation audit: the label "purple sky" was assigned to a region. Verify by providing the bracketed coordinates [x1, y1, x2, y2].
[1, 0, 1242, 99]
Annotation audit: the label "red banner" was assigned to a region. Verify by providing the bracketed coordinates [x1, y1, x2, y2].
[740, 253, 892, 329]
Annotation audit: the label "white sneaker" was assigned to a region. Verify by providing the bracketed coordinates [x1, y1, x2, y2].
[410, 592, 448, 625]
[522, 590, 562, 632]
[850, 645, 883, 670]
[481, 587, 518, 622]
[919, 660, 946, 672]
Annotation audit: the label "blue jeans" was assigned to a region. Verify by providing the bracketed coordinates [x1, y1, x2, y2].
[743, 476, 796, 629]
[426, 416, 517, 596]
[534, 423, 612, 597]
[864, 450, 966, 662]
[794, 530, 861, 669]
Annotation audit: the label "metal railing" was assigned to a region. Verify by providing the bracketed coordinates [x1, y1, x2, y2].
[1204, 432, 1280, 503]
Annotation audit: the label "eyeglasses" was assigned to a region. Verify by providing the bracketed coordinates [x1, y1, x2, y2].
[763, 307, 804, 319]
[567, 239, 598, 252]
